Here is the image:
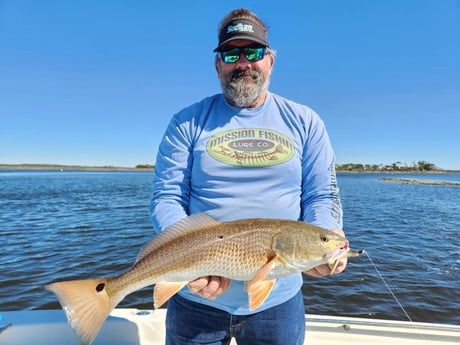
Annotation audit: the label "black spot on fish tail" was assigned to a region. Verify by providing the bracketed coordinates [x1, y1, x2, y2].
[96, 282, 105, 292]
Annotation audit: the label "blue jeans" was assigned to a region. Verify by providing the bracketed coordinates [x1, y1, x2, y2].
[165, 291, 305, 345]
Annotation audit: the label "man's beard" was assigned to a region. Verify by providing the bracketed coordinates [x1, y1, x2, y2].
[221, 68, 269, 108]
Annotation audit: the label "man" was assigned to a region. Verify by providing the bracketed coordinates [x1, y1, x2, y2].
[150, 8, 346, 345]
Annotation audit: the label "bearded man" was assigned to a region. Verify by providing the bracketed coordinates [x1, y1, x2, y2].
[150, 8, 345, 345]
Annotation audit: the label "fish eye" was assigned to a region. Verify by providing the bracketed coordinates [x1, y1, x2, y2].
[320, 235, 329, 243]
[95, 282, 105, 292]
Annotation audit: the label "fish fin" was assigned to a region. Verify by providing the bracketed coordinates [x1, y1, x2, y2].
[154, 281, 188, 308]
[247, 255, 278, 286]
[46, 278, 122, 345]
[246, 279, 276, 311]
[245, 255, 278, 310]
[136, 213, 221, 263]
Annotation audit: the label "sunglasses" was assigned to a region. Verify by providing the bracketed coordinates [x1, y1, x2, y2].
[217, 47, 267, 63]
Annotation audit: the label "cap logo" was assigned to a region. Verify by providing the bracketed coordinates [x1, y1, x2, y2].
[227, 23, 254, 34]
[214, 18, 269, 52]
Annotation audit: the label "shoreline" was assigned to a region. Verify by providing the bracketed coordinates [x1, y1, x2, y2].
[379, 177, 460, 186]
[1, 164, 459, 174]
[0, 164, 152, 171]
[337, 170, 460, 174]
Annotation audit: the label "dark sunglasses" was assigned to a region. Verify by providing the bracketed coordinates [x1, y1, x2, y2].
[217, 46, 267, 63]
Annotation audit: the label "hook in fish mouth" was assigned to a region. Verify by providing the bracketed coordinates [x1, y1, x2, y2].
[323, 241, 349, 261]
[326, 246, 365, 274]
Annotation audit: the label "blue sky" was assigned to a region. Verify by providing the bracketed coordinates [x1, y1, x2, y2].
[1, 1, 459, 170]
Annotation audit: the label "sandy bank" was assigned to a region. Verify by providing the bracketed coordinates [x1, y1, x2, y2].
[380, 177, 460, 186]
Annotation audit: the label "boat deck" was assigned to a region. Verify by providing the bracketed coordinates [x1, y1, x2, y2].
[1, 308, 459, 344]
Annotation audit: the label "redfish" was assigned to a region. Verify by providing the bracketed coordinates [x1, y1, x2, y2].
[47, 213, 360, 344]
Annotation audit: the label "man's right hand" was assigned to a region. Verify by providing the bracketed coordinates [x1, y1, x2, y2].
[188, 276, 232, 299]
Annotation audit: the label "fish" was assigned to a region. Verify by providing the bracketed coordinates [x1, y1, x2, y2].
[46, 213, 361, 345]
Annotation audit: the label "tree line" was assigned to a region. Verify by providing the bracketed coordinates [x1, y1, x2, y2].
[336, 160, 441, 172]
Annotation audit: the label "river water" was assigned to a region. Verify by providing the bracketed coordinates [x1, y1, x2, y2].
[1, 170, 459, 324]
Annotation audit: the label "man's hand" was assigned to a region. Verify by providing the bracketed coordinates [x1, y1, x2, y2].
[188, 276, 232, 299]
[304, 228, 348, 277]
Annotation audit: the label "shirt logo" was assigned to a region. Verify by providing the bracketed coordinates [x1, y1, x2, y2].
[206, 128, 295, 167]
[227, 23, 254, 34]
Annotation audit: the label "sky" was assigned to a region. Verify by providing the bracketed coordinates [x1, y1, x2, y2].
[1, 0, 459, 170]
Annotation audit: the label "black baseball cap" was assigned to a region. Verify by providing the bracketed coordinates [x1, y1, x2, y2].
[213, 18, 269, 52]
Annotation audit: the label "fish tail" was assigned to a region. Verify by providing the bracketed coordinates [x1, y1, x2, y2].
[46, 278, 123, 345]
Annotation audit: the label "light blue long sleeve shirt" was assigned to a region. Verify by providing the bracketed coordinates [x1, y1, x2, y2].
[150, 92, 342, 314]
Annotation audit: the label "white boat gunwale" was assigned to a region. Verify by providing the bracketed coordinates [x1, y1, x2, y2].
[1, 308, 459, 345]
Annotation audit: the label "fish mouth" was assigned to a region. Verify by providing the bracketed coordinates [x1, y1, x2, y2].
[324, 242, 350, 263]
[324, 241, 365, 274]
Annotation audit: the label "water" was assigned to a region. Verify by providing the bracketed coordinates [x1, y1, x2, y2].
[1, 171, 459, 324]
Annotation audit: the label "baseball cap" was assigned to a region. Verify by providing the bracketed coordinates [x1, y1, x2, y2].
[213, 18, 269, 52]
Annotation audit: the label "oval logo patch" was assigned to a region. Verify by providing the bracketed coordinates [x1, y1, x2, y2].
[206, 128, 295, 167]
